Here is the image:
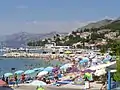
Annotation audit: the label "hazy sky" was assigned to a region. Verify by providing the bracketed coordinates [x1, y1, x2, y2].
[0, 0, 119, 35]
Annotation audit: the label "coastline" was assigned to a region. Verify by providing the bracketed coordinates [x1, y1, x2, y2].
[2, 52, 71, 62]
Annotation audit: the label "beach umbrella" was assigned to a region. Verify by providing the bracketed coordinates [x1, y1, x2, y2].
[37, 71, 48, 77]
[33, 68, 40, 71]
[14, 70, 24, 75]
[33, 67, 44, 71]
[44, 66, 54, 72]
[103, 58, 110, 63]
[94, 68, 106, 76]
[82, 57, 89, 62]
[30, 80, 46, 86]
[79, 57, 89, 64]
[4, 73, 13, 77]
[0, 80, 7, 86]
[60, 63, 73, 70]
[60, 65, 68, 70]
[39, 67, 44, 71]
[24, 70, 35, 75]
[64, 63, 73, 67]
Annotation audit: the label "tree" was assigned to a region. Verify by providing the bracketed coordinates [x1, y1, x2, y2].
[113, 53, 120, 81]
[27, 41, 33, 46]
[55, 37, 61, 45]
[81, 38, 85, 48]
[76, 44, 82, 48]
[110, 41, 120, 55]
[110, 41, 120, 81]
[71, 31, 76, 35]
[90, 32, 99, 41]
[100, 45, 107, 54]
[69, 35, 74, 39]
[56, 34, 60, 37]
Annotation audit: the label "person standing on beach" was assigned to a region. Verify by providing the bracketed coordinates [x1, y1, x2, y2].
[14, 74, 18, 87]
[5, 77, 9, 85]
[100, 82, 107, 90]
[21, 74, 25, 83]
[2, 75, 5, 81]
[84, 77, 90, 89]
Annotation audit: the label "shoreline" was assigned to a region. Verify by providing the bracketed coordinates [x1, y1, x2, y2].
[2, 52, 72, 62]
[0, 54, 68, 65]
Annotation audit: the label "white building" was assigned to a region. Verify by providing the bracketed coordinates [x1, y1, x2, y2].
[45, 44, 54, 49]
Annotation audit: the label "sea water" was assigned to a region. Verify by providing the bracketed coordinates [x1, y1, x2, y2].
[0, 58, 62, 76]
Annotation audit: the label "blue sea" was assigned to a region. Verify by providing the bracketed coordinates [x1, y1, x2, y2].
[0, 58, 62, 76]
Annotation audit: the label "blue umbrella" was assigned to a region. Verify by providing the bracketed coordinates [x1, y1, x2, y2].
[79, 57, 89, 64]
[44, 66, 54, 72]
[24, 70, 35, 75]
[4, 73, 13, 77]
[39, 67, 44, 71]
[60, 63, 73, 70]
[103, 58, 109, 63]
[60, 65, 68, 70]
[33, 67, 44, 71]
[14, 70, 24, 75]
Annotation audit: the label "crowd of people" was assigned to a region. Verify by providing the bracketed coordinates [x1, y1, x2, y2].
[1, 73, 25, 87]
[0, 50, 115, 90]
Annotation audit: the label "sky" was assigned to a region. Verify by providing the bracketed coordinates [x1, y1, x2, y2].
[0, 0, 120, 35]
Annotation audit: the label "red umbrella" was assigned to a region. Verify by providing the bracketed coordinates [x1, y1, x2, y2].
[0, 80, 7, 86]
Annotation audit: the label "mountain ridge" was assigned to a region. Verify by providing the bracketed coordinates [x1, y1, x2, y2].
[1, 31, 68, 47]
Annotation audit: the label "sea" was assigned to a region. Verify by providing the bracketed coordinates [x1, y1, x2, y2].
[0, 48, 63, 76]
[0, 58, 63, 76]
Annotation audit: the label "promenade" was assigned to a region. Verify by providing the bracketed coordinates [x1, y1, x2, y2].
[13, 82, 102, 90]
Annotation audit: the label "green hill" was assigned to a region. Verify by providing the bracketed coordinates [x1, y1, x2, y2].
[27, 18, 120, 47]
[104, 20, 120, 30]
